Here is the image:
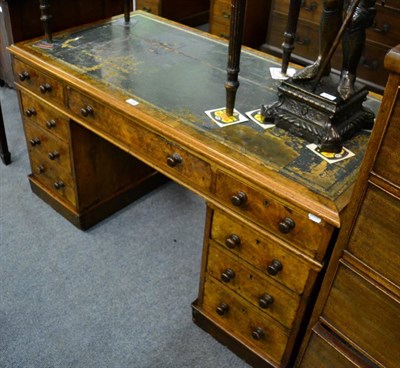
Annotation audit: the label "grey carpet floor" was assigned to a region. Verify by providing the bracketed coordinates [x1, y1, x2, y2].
[0, 86, 250, 367]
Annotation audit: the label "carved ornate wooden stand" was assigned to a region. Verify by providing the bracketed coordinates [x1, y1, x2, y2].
[261, 77, 374, 152]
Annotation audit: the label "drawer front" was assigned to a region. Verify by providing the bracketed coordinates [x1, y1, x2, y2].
[373, 91, 400, 187]
[202, 276, 289, 364]
[209, 0, 231, 39]
[24, 121, 72, 175]
[273, 0, 322, 24]
[322, 262, 400, 368]
[136, 0, 161, 14]
[29, 154, 76, 207]
[266, 12, 319, 61]
[367, 5, 400, 47]
[13, 58, 64, 105]
[347, 184, 400, 287]
[214, 171, 333, 258]
[20, 92, 70, 141]
[299, 324, 370, 368]
[207, 241, 301, 329]
[211, 210, 314, 294]
[66, 87, 213, 193]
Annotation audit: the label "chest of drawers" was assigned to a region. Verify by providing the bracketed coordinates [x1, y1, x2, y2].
[262, 0, 400, 94]
[208, 0, 271, 48]
[296, 44, 400, 368]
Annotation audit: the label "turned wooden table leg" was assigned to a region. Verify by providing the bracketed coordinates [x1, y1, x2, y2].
[225, 0, 247, 116]
[0, 100, 11, 165]
[124, 0, 131, 22]
[39, 0, 52, 43]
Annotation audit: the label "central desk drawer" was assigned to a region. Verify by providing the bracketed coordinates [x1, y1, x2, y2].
[207, 241, 300, 329]
[215, 171, 333, 258]
[66, 87, 212, 193]
[321, 262, 400, 368]
[202, 276, 289, 365]
[211, 210, 315, 294]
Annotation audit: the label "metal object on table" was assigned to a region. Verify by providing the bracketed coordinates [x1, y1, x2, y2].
[225, 0, 247, 116]
[124, 0, 131, 22]
[260, 0, 375, 153]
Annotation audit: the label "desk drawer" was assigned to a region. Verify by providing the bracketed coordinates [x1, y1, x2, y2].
[20, 92, 70, 141]
[13, 58, 64, 105]
[210, 210, 315, 294]
[29, 154, 76, 207]
[207, 241, 300, 329]
[136, 0, 161, 14]
[272, 0, 321, 24]
[347, 184, 400, 288]
[66, 87, 213, 193]
[202, 276, 289, 364]
[214, 171, 333, 258]
[24, 121, 72, 175]
[373, 91, 400, 187]
[321, 262, 400, 368]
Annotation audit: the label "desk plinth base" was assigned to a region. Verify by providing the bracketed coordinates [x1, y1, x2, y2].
[191, 301, 278, 368]
[28, 172, 169, 230]
[261, 78, 374, 153]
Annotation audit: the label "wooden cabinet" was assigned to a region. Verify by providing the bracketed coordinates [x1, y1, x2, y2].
[296, 44, 400, 368]
[136, 0, 210, 26]
[208, 0, 272, 48]
[262, 0, 400, 94]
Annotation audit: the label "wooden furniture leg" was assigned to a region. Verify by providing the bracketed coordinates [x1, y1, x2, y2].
[124, 0, 131, 22]
[39, 0, 52, 43]
[0, 99, 11, 165]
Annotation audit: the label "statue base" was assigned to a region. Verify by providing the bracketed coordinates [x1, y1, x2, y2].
[261, 76, 375, 153]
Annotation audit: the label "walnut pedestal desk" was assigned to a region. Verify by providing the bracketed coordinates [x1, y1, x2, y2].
[8, 12, 376, 368]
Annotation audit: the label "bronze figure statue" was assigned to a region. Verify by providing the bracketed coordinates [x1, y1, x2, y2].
[293, 0, 377, 100]
[259, 0, 378, 152]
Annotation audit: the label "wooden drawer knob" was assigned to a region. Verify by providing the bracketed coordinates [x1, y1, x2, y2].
[279, 217, 295, 234]
[259, 294, 274, 309]
[231, 191, 247, 207]
[252, 327, 265, 340]
[18, 71, 30, 81]
[80, 105, 94, 117]
[267, 259, 283, 276]
[48, 151, 60, 160]
[225, 234, 241, 249]
[166, 153, 182, 167]
[53, 180, 65, 190]
[29, 137, 41, 146]
[46, 119, 56, 129]
[216, 302, 229, 316]
[221, 268, 235, 283]
[40, 83, 52, 94]
[37, 165, 45, 174]
[25, 108, 37, 117]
